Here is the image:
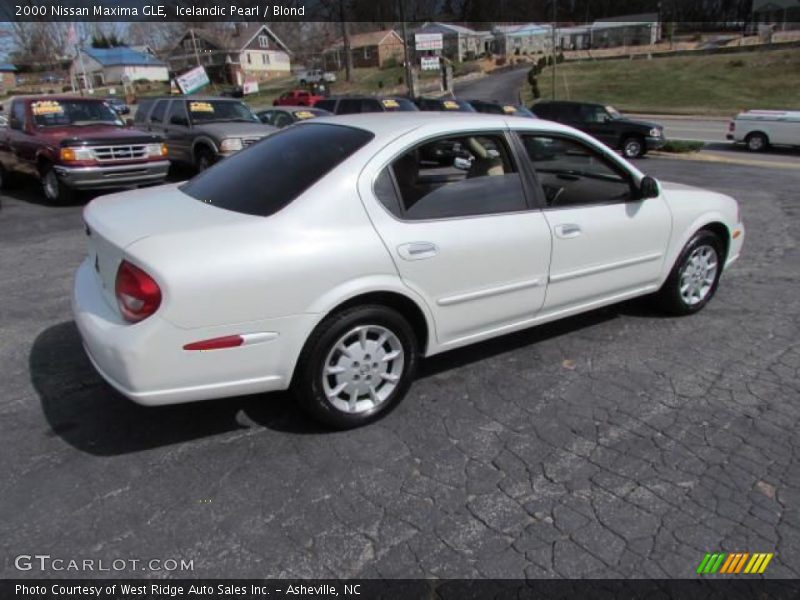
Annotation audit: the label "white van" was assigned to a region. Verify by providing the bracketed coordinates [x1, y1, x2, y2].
[295, 69, 337, 85]
[727, 109, 800, 152]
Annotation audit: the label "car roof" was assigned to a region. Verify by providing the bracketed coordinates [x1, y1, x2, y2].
[261, 106, 329, 112]
[307, 112, 576, 140]
[141, 96, 243, 102]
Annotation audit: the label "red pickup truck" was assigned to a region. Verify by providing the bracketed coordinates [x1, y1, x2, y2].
[0, 96, 170, 204]
[273, 90, 323, 107]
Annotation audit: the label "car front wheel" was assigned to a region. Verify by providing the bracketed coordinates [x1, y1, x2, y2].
[41, 164, 75, 205]
[622, 135, 645, 159]
[655, 230, 724, 315]
[292, 305, 419, 429]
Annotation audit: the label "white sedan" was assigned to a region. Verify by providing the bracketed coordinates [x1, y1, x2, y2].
[73, 113, 745, 428]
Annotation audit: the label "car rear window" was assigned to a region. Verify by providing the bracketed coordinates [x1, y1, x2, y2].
[180, 123, 374, 217]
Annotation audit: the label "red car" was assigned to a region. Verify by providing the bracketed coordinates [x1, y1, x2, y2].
[0, 96, 169, 204]
[273, 90, 323, 107]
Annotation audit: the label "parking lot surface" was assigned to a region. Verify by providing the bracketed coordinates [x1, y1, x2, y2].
[1, 158, 799, 579]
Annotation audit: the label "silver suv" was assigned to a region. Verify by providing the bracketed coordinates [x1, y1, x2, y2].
[134, 96, 276, 171]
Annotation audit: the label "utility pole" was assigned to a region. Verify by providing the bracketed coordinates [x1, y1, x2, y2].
[189, 28, 201, 68]
[339, 0, 353, 82]
[399, 0, 414, 97]
[551, 0, 557, 100]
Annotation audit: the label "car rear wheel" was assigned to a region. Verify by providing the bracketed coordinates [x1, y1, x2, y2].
[40, 164, 75, 205]
[745, 132, 768, 152]
[655, 230, 724, 315]
[292, 305, 418, 429]
[621, 136, 645, 159]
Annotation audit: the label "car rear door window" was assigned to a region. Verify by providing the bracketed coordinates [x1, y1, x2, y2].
[376, 133, 528, 220]
[338, 99, 362, 114]
[134, 99, 153, 124]
[149, 100, 167, 124]
[315, 99, 336, 112]
[520, 134, 633, 207]
[167, 100, 188, 126]
[180, 123, 374, 217]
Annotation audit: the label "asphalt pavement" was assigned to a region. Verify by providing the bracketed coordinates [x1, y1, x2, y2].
[1, 157, 799, 579]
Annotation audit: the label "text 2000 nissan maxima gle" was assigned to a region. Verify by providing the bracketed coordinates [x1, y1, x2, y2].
[73, 113, 744, 428]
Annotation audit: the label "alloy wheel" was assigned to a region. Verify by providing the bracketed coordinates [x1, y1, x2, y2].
[321, 324, 405, 414]
[679, 244, 718, 306]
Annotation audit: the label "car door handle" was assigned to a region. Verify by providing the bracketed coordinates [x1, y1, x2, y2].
[554, 224, 582, 239]
[397, 242, 438, 261]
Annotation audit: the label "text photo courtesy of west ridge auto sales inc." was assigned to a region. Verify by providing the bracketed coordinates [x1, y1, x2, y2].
[1, 0, 799, 598]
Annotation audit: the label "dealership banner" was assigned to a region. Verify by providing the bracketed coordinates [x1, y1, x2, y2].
[0, 0, 776, 23]
[4, 579, 800, 599]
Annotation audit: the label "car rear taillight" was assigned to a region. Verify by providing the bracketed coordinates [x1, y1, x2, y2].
[115, 260, 161, 323]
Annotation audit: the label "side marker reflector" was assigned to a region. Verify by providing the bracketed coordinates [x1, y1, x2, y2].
[183, 335, 244, 351]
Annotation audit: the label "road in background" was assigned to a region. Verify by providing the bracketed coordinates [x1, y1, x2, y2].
[453, 66, 528, 104]
[630, 115, 730, 144]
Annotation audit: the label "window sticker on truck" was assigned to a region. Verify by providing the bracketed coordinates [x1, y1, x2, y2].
[443, 100, 460, 110]
[503, 105, 518, 114]
[31, 101, 64, 116]
[294, 111, 316, 120]
[382, 99, 399, 108]
[189, 102, 214, 113]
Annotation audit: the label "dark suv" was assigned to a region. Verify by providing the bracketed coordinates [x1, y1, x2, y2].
[530, 101, 665, 158]
[314, 96, 418, 115]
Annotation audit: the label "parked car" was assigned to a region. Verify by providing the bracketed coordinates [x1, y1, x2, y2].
[315, 96, 418, 115]
[74, 113, 744, 429]
[273, 89, 323, 107]
[256, 106, 332, 128]
[105, 96, 130, 115]
[0, 96, 168, 204]
[133, 96, 275, 171]
[726, 109, 800, 152]
[295, 69, 337, 85]
[530, 101, 665, 158]
[468, 99, 537, 118]
[414, 97, 476, 112]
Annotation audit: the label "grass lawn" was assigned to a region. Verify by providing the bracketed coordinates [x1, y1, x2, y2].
[523, 48, 800, 116]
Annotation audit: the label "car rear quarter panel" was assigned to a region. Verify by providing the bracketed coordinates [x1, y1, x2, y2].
[125, 162, 400, 332]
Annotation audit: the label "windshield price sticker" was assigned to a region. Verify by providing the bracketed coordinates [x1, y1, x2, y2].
[32, 101, 64, 115]
[443, 100, 460, 110]
[382, 99, 399, 108]
[189, 102, 214, 113]
[503, 105, 518, 113]
[294, 111, 316, 120]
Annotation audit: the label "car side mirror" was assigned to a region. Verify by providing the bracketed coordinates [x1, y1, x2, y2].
[639, 175, 660, 199]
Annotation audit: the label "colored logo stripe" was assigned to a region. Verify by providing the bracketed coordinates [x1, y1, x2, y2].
[697, 553, 774, 574]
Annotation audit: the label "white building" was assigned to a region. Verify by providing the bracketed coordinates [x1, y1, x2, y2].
[70, 47, 169, 88]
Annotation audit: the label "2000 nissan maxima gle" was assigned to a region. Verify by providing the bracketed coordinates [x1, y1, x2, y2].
[73, 113, 745, 428]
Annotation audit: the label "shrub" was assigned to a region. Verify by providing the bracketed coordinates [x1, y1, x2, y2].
[382, 56, 398, 69]
[660, 140, 704, 153]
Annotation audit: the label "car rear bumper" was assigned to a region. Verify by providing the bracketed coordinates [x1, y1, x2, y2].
[55, 160, 170, 190]
[72, 258, 311, 406]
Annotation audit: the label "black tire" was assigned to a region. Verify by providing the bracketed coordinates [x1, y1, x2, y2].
[654, 230, 725, 316]
[745, 131, 768, 152]
[0, 163, 12, 191]
[291, 305, 419, 429]
[40, 163, 75, 205]
[195, 147, 216, 172]
[621, 135, 646, 159]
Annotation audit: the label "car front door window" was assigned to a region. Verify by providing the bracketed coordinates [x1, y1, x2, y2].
[521, 135, 632, 208]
